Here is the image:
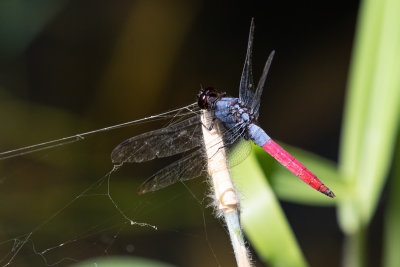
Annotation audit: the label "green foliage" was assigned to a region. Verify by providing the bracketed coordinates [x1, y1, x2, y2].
[233, 0, 400, 266]
[338, 0, 400, 236]
[383, 137, 400, 267]
[232, 152, 308, 267]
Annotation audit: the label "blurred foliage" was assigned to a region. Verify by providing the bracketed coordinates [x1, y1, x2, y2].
[338, 0, 400, 235]
[0, 0, 69, 58]
[237, 0, 400, 266]
[383, 133, 400, 267]
[338, 0, 400, 266]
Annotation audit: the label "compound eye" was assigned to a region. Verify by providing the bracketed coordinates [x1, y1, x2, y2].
[198, 94, 208, 109]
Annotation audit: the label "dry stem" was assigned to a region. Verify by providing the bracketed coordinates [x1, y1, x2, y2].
[201, 110, 252, 267]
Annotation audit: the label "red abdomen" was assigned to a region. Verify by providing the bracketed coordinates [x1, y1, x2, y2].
[262, 139, 335, 198]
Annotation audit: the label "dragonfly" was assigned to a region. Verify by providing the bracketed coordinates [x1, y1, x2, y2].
[111, 19, 335, 198]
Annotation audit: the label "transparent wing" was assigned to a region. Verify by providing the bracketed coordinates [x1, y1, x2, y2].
[239, 18, 255, 108]
[226, 138, 252, 167]
[218, 121, 253, 168]
[111, 115, 202, 164]
[138, 149, 205, 194]
[251, 50, 275, 118]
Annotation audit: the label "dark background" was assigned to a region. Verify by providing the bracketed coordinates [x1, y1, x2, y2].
[0, 1, 369, 266]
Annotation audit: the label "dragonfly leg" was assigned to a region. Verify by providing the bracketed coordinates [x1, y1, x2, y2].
[208, 118, 217, 130]
[201, 117, 217, 131]
[208, 125, 245, 159]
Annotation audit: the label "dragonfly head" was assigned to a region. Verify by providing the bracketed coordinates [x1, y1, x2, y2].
[197, 87, 220, 110]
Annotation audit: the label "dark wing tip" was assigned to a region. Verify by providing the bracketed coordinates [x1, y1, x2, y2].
[110, 147, 121, 163]
[137, 187, 147, 195]
[110, 138, 132, 163]
[137, 175, 156, 195]
[250, 17, 255, 29]
[266, 50, 276, 66]
[110, 150, 119, 163]
[137, 181, 157, 195]
[270, 50, 276, 58]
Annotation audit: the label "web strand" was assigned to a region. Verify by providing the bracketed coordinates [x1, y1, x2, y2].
[0, 103, 199, 160]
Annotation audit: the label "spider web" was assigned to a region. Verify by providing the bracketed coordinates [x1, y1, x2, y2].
[0, 104, 229, 267]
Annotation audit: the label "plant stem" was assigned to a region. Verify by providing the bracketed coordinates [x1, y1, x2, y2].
[342, 227, 366, 267]
[201, 110, 252, 267]
[383, 134, 400, 267]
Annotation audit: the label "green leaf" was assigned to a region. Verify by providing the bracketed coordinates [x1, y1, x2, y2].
[338, 0, 400, 234]
[232, 152, 308, 267]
